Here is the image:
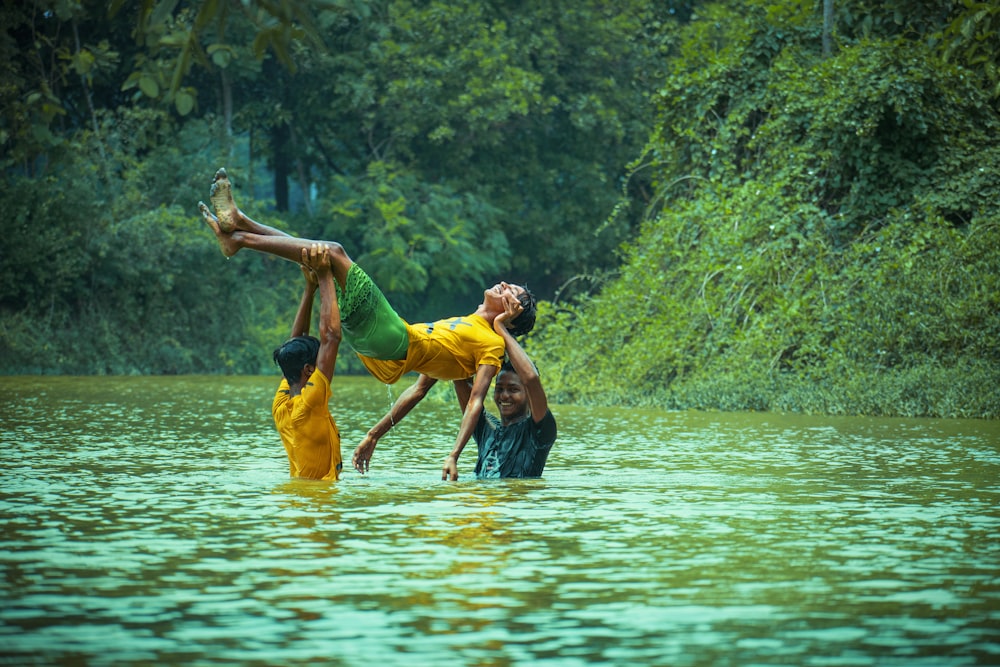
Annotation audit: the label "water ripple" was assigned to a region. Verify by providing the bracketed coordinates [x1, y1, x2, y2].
[1, 376, 998, 666]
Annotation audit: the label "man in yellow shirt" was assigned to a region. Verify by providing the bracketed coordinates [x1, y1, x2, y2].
[271, 244, 343, 481]
[200, 168, 537, 481]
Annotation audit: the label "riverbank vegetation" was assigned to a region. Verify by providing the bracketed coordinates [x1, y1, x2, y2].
[2, 1, 997, 418]
[532, 1, 1000, 418]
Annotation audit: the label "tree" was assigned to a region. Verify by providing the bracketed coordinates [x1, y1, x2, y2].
[823, 0, 835, 57]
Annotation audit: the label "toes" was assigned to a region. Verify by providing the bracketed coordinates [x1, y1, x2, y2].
[199, 202, 221, 232]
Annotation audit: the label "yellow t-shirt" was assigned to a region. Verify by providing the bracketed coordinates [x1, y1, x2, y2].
[359, 313, 505, 383]
[271, 368, 342, 481]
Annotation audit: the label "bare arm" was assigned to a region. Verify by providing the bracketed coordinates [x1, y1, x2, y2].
[352, 374, 438, 474]
[494, 296, 548, 422]
[290, 264, 317, 338]
[442, 364, 497, 481]
[303, 245, 341, 381]
[498, 327, 548, 423]
[452, 378, 472, 414]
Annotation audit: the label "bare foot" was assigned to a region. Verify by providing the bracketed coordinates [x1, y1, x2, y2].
[209, 168, 240, 232]
[199, 202, 240, 257]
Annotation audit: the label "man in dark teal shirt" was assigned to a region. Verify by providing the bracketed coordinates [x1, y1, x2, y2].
[454, 297, 556, 478]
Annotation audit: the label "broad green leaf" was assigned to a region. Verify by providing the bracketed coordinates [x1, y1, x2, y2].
[139, 74, 159, 98]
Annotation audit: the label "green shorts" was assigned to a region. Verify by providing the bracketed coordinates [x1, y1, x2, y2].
[336, 263, 410, 361]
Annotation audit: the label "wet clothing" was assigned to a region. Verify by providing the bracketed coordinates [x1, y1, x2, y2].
[272, 368, 342, 481]
[473, 409, 557, 479]
[336, 263, 410, 361]
[336, 263, 505, 384]
[361, 314, 504, 384]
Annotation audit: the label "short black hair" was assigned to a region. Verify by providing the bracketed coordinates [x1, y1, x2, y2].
[498, 358, 538, 379]
[273, 336, 320, 383]
[508, 286, 537, 337]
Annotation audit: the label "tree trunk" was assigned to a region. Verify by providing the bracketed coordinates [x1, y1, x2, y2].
[823, 0, 835, 58]
[221, 68, 233, 143]
[72, 19, 106, 167]
[273, 122, 291, 212]
[291, 126, 313, 216]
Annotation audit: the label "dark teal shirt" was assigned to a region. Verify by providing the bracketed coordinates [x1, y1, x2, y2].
[473, 409, 557, 478]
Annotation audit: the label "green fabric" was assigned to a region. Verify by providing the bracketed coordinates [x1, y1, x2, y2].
[336, 263, 409, 360]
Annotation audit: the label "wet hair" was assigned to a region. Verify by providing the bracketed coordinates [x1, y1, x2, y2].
[507, 286, 537, 337]
[498, 358, 539, 379]
[273, 336, 320, 384]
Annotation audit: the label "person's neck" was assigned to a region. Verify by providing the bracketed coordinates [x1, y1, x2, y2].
[475, 303, 501, 323]
[289, 376, 308, 397]
[501, 411, 530, 427]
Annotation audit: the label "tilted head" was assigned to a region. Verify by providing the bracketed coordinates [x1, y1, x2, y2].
[483, 282, 537, 336]
[273, 336, 320, 384]
[507, 284, 537, 337]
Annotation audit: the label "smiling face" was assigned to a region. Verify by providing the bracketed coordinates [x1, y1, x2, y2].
[493, 367, 528, 423]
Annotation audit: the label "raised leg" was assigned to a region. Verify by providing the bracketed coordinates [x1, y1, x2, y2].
[199, 168, 355, 286]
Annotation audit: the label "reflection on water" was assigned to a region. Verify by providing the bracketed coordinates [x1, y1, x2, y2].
[1, 375, 999, 666]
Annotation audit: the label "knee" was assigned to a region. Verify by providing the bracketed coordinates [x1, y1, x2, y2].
[320, 241, 354, 275]
[324, 241, 351, 265]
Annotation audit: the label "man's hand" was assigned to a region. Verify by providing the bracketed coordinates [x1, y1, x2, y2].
[301, 242, 333, 275]
[353, 433, 378, 474]
[299, 262, 318, 287]
[442, 454, 459, 481]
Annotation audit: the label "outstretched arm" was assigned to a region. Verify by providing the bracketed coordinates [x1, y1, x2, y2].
[353, 374, 438, 474]
[442, 364, 497, 481]
[302, 244, 342, 381]
[497, 329, 548, 424]
[452, 378, 472, 414]
[290, 265, 317, 339]
[494, 296, 548, 422]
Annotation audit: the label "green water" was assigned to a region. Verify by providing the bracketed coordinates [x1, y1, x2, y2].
[1, 375, 998, 666]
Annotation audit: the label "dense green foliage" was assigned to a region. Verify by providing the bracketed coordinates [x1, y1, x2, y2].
[2, 0, 998, 419]
[532, 0, 1000, 418]
[1, 0, 673, 374]
[0, 116, 291, 374]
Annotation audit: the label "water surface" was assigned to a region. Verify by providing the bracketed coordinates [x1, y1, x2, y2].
[1, 375, 998, 666]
